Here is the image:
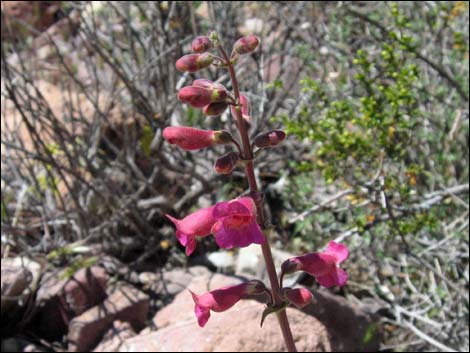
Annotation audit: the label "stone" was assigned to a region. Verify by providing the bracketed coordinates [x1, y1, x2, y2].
[30, 266, 108, 340]
[1, 257, 41, 335]
[206, 250, 235, 272]
[120, 272, 379, 352]
[93, 321, 136, 352]
[67, 284, 149, 352]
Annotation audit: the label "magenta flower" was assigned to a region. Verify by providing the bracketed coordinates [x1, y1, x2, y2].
[282, 288, 313, 309]
[165, 205, 217, 255]
[211, 197, 265, 249]
[190, 280, 266, 327]
[281, 241, 349, 288]
[163, 126, 231, 151]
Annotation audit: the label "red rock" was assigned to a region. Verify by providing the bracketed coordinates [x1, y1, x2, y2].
[31, 266, 108, 340]
[67, 285, 149, 352]
[93, 321, 136, 352]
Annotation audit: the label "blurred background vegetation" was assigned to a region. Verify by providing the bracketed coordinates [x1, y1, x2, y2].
[1, 1, 469, 351]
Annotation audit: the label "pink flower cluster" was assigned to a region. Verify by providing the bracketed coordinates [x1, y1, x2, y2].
[166, 196, 265, 256]
[164, 33, 350, 329]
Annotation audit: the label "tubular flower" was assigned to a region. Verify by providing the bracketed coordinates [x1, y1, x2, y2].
[163, 126, 231, 151]
[281, 241, 349, 288]
[165, 205, 217, 255]
[211, 197, 265, 249]
[190, 280, 266, 327]
[175, 53, 214, 72]
[282, 288, 313, 309]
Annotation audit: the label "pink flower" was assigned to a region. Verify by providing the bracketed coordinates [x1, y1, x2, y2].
[165, 205, 217, 255]
[282, 288, 313, 308]
[175, 53, 214, 72]
[233, 34, 260, 55]
[190, 280, 266, 327]
[192, 36, 212, 53]
[281, 241, 349, 288]
[211, 197, 265, 249]
[163, 126, 231, 151]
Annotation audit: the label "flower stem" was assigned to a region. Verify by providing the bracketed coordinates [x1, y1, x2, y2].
[218, 44, 298, 353]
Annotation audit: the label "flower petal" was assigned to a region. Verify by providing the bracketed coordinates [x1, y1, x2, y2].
[324, 241, 349, 264]
[316, 267, 348, 288]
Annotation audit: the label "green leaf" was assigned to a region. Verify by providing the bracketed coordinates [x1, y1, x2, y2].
[260, 301, 289, 327]
[140, 125, 154, 157]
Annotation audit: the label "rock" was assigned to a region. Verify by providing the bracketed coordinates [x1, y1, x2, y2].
[206, 251, 235, 272]
[93, 321, 136, 352]
[1, 257, 41, 335]
[121, 272, 379, 352]
[235, 244, 263, 277]
[30, 266, 108, 340]
[67, 284, 149, 352]
[235, 245, 301, 287]
[149, 266, 211, 296]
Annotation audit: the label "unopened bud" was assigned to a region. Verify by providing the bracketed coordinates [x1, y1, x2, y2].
[233, 34, 259, 55]
[230, 94, 252, 128]
[193, 79, 228, 103]
[253, 130, 286, 148]
[175, 53, 214, 72]
[178, 86, 213, 108]
[203, 102, 229, 116]
[281, 258, 301, 275]
[245, 280, 268, 295]
[282, 288, 313, 309]
[212, 130, 233, 144]
[192, 36, 212, 53]
[214, 151, 239, 174]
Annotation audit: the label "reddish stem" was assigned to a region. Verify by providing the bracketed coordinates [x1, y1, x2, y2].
[217, 44, 298, 353]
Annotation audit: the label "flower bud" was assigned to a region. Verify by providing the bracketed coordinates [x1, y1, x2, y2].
[178, 86, 213, 108]
[193, 79, 228, 103]
[212, 130, 233, 144]
[233, 34, 259, 55]
[203, 102, 229, 116]
[253, 130, 286, 148]
[163, 126, 221, 151]
[192, 36, 212, 53]
[282, 288, 313, 309]
[281, 258, 302, 275]
[214, 151, 239, 174]
[230, 94, 252, 128]
[175, 53, 214, 72]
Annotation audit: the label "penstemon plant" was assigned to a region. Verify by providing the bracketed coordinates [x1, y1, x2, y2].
[164, 32, 349, 352]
